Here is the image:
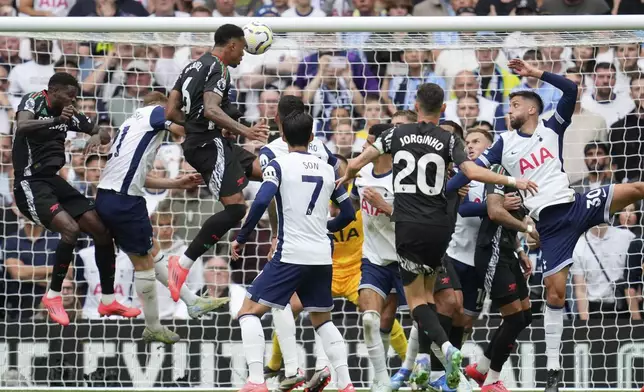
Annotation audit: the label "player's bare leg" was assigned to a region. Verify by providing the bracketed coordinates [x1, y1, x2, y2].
[542, 267, 569, 391]
[238, 298, 303, 392]
[129, 253, 180, 344]
[359, 288, 390, 391]
[309, 312, 355, 392]
[467, 298, 531, 392]
[169, 192, 246, 301]
[150, 241, 229, 319]
[78, 210, 142, 318]
[609, 182, 644, 214]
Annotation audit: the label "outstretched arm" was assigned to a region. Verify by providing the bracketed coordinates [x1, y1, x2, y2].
[236, 162, 282, 244]
[327, 184, 356, 233]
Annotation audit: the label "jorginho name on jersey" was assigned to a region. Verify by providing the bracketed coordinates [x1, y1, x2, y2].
[372, 122, 468, 226]
[98, 105, 167, 196]
[352, 163, 396, 266]
[258, 137, 338, 171]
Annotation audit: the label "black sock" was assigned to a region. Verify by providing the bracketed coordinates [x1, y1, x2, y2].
[449, 326, 465, 350]
[417, 321, 432, 354]
[490, 312, 525, 372]
[412, 304, 449, 354]
[95, 243, 116, 296]
[185, 204, 246, 261]
[430, 312, 453, 371]
[51, 241, 75, 292]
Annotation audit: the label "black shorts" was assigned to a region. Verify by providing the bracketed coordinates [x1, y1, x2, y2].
[183, 136, 256, 199]
[434, 255, 462, 293]
[396, 222, 452, 286]
[479, 246, 529, 307]
[13, 176, 94, 229]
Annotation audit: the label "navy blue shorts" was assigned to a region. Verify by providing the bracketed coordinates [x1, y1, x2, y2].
[247, 261, 333, 312]
[536, 185, 614, 278]
[95, 189, 153, 256]
[451, 257, 484, 316]
[359, 258, 408, 309]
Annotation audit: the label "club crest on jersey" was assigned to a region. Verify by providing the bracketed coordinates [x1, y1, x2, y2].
[217, 78, 226, 92]
[519, 147, 554, 175]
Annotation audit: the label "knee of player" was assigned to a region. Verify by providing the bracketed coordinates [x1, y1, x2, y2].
[362, 310, 381, 334]
[60, 221, 81, 243]
[545, 288, 566, 306]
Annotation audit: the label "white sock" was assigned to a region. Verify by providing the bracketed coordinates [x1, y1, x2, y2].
[101, 293, 115, 305]
[379, 330, 391, 359]
[46, 290, 61, 299]
[155, 252, 198, 305]
[240, 314, 265, 384]
[402, 324, 419, 370]
[440, 341, 453, 356]
[272, 307, 298, 377]
[362, 311, 389, 384]
[314, 330, 330, 370]
[476, 355, 491, 374]
[544, 305, 564, 371]
[483, 369, 500, 386]
[317, 321, 352, 389]
[178, 254, 196, 270]
[134, 269, 162, 330]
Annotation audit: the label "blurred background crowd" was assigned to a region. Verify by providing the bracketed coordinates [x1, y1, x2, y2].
[0, 0, 643, 325]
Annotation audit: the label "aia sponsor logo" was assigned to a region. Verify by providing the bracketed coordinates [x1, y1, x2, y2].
[519, 147, 554, 175]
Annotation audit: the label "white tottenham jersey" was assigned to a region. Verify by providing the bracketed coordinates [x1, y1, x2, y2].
[479, 114, 575, 220]
[352, 163, 396, 266]
[98, 105, 167, 196]
[79, 247, 135, 320]
[259, 137, 338, 171]
[446, 180, 485, 266]
[264, 152, 341, 265]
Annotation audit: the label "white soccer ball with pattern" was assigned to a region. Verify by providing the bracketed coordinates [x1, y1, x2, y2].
[243, 21, 273, 55]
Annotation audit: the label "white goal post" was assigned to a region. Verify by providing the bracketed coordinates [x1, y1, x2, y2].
[0, 15, 643, 391]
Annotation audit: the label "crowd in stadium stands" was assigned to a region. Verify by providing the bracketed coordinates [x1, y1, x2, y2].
[0, 0, 643, 323]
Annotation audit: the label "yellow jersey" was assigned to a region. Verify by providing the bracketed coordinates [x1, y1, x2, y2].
[331, 209, 363, 280]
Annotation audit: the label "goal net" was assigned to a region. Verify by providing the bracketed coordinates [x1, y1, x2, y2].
[0, 16, 643, 391]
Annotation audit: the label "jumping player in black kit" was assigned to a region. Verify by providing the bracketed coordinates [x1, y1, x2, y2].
[464, 164, 535, 392]
[338, 83, 538, 390]
[12, 72, 141, 326]
[166, 24, 269, 300]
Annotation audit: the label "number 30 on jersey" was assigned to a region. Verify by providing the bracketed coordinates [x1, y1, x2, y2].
[393, 151, 446, 196]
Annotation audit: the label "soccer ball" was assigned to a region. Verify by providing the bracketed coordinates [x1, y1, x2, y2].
[243, 21, 273, 55]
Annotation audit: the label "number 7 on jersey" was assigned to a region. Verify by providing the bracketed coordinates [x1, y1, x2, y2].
[302, 175, 323, 215]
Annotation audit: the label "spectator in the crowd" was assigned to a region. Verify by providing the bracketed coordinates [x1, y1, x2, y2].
[474, 46, 521, 104]
[191, 256, 245, 318]
[0, 36, 21, 71]
[64, 137, 88, 192]
[540, 0, 610, 14]
[149, 0, 189, 16]
[572, 223, 634, 320]
[256, 88, 280, 132]
[381, 49, 446, 115]
[541, 45, 570, 76]
[454, 95, 480, 130]
[190, 4, 211, 17]
[0, 1, 16, 16]
[475, 0, 535, 15]
[432, 8, 479, 81]
[271, 0, 290, 14]
[212, 0, 239, 17]
[83, 154, 106, 199]
[570, 141, 614, 194]
[68, 0, 148, 16]
[0, 134, 12, 207]
[614, 43, 642, 95]
[355, 94, 383, 143]
[391, 109, 418, 125]
[282, 0, 326, 17]
[581, 62, 635, 127]
[552, 68, 607, 183]
[7, 39, 55, 109]
[413, 0, 471, 16]
[445, 70, 504, 132]
[35, 279, 81, 322]
[18, 0, 75, 16]
[3, 217, 59, 321]
[77, 96, 109, 125]
[326, 121, 357, 158]
[303, 53, 366, 136]
[510, 49, 563, 114]
[107, 60, 154, 127]
[149, 201, 204, 319]
[0, 66, 11, 135]
[385, 0, 412, 15]
[612, 0, 644, 14]
[620, 203, 643, 320]
[500, 1, 539, 62]
[609, 74, 644, 183]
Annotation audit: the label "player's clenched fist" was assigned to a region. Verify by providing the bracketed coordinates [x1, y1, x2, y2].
[57, 105, 74, 124]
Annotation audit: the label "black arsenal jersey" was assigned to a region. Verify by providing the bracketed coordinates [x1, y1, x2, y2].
[13, 90, 93, 179]
[373, 122, 468, 225]
[173, 53, 242, 146]
[477, 164, 527, 251]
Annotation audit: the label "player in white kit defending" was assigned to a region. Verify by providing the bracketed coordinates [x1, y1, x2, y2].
[95, 92, 228, 344]
[231, 111, 356, 392]
[447, 59, 644, 392]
